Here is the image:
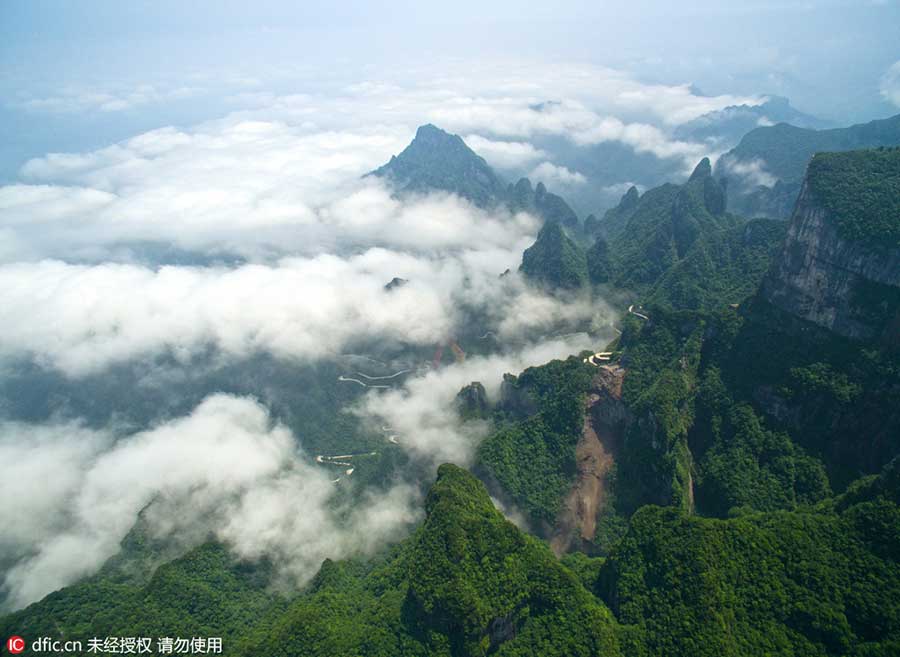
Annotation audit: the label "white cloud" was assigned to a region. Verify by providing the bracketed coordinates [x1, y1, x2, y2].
[0, 394, 420, 611]
[600, 181, 643, 197]
[0, 242, 616, 377]
[0, 60, 717, 613]
[462, 135, 548, 169]
[1, 61, 759, 265]
[880, 60, 900, 107]
[14, 84, 204, 114]
[0, 255, 449, 376]
[355, 334, 602, 467]
[222, 61, 757, 169]
[6, 122, 547, 262]
[718, 154, 777, 188]
[529, 161, 587, 187]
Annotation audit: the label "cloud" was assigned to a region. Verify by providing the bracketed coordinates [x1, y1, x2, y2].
[6, 121, 548, 262]
[880, 60, 900, 107]
[7, 123, 413, 261]
[1, 61, 761, 264]
[462, 135, 548, 169]
[0, 255, 448, 376]
[355, 334, 602, 467]
[0, 60, 696, 613]
[0, 242, 617, 377]
[0, 394, 420, 612]
[430, 99, 716, 171]
[600, 181, 643, 197]
[0, 328, 619, 611]
[14, 84, 203, 114]
[717, 154, 777, 188]
[529, 162, 587, 187]
[221, 61, 757, 168]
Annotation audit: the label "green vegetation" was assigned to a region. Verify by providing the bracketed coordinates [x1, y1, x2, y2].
[590, 185, 640, 239]
[586, 236, 612, 284]
[476, 357, 594, 524]
[723, 114, 900, 185]
[694, 369, 831, 516]
[601, 459, 900, 656]
[647, 218, 786, 311]
[370, 124, 507, 208]
[7, 461, 899, 657]
[508, 179, 581, 232]
[720, 114, 900, 219]
[614, 308, 705, 514]
[714, 297, 900, 490]
[807, 148, 900, 249]
[519, 221, 589, 289]
[0, 542, 286, 654]
[6, 124, 900, 657]
[226, 465, 625, 657]
[592, 159, 741, 293]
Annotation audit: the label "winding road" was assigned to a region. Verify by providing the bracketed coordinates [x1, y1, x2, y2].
[628, 304, 649, 320]
[583, 352, 613, 367]
[316, 451, 377, 483]
[337, 375, 391, 389]
[338, 369, 412, 389]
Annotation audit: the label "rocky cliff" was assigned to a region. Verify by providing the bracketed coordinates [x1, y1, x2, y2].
[762, 155, 900, 342]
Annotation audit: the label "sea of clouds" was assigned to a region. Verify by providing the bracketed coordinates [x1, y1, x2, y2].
[0, 61, 758, 611]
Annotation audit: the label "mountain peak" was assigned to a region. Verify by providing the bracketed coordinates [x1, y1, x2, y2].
[689, 157, 713, 182]
[519, 220, 588, 289]
[368, 124, 506, 207]
[621, 185, 641, 210]
[411, 123, 465, 148]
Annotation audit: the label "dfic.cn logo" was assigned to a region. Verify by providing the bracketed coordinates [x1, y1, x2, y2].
[6, 636, 25, 654]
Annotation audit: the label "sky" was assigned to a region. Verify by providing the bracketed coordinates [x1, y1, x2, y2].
[1, 0, 899, 612]
[1, 1, 899, 179]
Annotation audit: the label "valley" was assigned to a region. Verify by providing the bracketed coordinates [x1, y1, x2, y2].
[1, 11, 899, 654]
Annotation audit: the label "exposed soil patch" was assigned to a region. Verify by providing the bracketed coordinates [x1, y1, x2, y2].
[551, 365, 628, 555]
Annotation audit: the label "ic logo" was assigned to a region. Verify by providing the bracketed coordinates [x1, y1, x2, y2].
[6, 636, 25, 654]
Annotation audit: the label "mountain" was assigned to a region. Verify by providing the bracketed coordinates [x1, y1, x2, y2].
[369, 124, 507, 207]
[525, 134, 687, 215]
[519, 219, 588, 289]
[500, 148, 900, 537]
[587, 185, 640, 240]
[761, 148, 900, 342]
[8, 458, 900, 656]
[517, 97, 822, 217]
[6, 138, 900, 656]
[646, 218, 786, 311]
[370, 125, 582, 233]
[507, 177, 580, 232]
[589, 158, 739, 291]
[582, 159, 784, 311]
[716, 113, 900, 218]
[674, 95, 829, 148]
[602, 467, 900, 656]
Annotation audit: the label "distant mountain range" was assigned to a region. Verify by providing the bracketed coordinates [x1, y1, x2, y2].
[717, 112, 900, 218]
[674, 95, 830, 147]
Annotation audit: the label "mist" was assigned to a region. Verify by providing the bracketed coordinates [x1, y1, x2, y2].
[2, 0, 897, 617]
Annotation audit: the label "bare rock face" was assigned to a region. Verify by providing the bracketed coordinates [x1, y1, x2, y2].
[550, 365, 629, 555]
[455, 381, 490, 420]
[762, 180, 900, 341]
[498, 373, 538, 418]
